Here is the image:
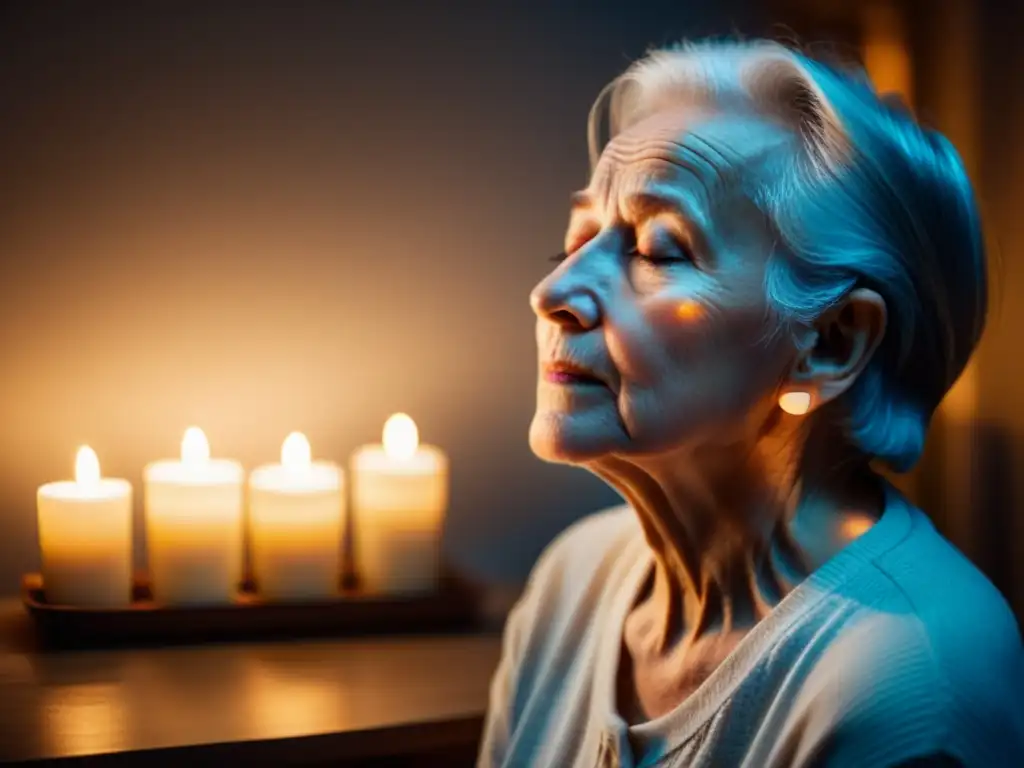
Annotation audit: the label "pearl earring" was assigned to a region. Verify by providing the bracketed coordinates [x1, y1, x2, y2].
[779, 391, 812, 415]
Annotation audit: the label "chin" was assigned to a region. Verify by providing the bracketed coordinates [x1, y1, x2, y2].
[528, 409, 625, 463]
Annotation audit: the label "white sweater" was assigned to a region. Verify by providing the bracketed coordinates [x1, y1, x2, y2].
[478, 485, 1024, 767]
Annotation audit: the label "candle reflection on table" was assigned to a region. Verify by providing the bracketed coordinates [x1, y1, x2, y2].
[244, 657, 355, 738]
[38, 682, 130, 758]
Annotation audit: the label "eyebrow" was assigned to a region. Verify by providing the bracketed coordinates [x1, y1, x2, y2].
[569, 191, 691, 225]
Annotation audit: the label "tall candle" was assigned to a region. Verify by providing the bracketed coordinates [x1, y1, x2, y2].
[249, 432, 344, 601]
[351, 414, 448, 595]
[143, 427, 244, 606]
[37, 446, 133, 607]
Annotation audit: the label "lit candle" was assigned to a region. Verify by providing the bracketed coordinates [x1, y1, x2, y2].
[36, 446, 133, 607]
[248, 432, 344, 601]
[143, 427, 244, 605]
[351, 414, 448, 595]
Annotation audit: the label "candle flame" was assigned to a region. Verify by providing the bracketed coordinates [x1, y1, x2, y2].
[281, 431, 312, 471]
[75, 445, 101, 486]
[181, 426, 210, 465]
[383, 413, 418, 460]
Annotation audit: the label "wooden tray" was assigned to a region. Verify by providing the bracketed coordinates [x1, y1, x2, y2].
[21, 571, 481, 649]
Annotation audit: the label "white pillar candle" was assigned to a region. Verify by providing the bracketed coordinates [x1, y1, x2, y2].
[143, 427, 244, 606]
[37, 446, 133, 607]
[351, 413, 448, 595]
[248, 431, 344, 601]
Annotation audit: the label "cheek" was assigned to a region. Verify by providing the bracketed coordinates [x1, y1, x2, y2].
[607, 293, 725, 383]
[673, 299, 706, 323]
[609, 290, 784, 421]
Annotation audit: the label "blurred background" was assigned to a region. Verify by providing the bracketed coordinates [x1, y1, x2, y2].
[0, 0, 1021, 624]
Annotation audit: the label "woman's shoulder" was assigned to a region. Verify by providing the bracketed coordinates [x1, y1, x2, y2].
[526, 503, 643, 597]
[797, 504, 1024, 764]
[870, 504, 1022, 679]
[506, 503, 644, 645]
[537, 502, 639, 562]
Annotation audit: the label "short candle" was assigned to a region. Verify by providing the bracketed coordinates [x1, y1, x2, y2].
[36, 446, 133, 607]
[351, 413, 449, 595]
[248, 432, 344, 601]
[143, 427, 244, 606]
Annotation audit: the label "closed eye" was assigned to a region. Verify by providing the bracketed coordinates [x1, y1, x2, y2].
[550, 240, 693, 266]
[627, 246, 690, 266]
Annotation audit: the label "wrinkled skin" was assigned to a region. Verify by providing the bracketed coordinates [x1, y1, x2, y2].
[528, 109, 887, 722]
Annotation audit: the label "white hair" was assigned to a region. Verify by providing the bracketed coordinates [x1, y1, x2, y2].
[588, 40, 987, 472]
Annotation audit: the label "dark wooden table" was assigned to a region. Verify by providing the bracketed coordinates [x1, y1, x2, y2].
[0, 600, 502, 766]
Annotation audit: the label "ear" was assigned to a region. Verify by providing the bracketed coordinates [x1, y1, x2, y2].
[786, 288, 887, 409]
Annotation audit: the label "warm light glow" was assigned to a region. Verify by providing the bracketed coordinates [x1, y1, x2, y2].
[840, 515, 876, 541]
[382, 413, 418, 460]
[281, 431, 312, 471]
[246, 662, 348, 738]
[74, 445, 101, 486]
[779, 391, 812, 416]
[41, 683, 129, 756]
[675, 300, 704, 321]
[180, 426, 210, 465]
[862, 3, 913, 106]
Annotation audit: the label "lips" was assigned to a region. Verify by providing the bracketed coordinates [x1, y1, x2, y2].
[543, 361, 606, 387]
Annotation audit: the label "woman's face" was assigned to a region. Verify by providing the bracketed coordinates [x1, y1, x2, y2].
[529, 110, 796, 463]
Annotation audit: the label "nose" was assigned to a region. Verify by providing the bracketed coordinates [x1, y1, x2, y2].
[529, 271, 601, 331]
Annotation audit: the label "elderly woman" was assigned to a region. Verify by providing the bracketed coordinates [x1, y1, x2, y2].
[478, 40, 1024, 768]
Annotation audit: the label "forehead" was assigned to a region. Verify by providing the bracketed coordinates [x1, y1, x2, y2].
[583, 109, 789, 213]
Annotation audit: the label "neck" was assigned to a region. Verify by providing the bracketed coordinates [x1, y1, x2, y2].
[586, 415, 882, 654]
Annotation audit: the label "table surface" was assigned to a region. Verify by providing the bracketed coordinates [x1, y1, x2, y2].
[0, 598, 503, 765]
